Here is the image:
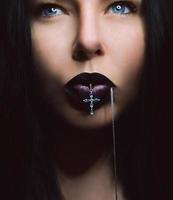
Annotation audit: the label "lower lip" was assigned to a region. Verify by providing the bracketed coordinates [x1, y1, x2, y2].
[65, 84, 112, 112]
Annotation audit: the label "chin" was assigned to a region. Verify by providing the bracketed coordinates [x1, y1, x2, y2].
[58, 104, 117, 130]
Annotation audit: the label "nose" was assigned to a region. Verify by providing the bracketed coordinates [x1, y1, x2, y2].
[72, 9, 104, 61]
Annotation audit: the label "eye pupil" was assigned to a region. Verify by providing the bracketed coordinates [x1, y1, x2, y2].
[112, 4, 125, 13]
[47, 7, 57, 14]
[40, 6, 64, 17]
[42, 8, 57, 16]
[116, 5, 122, 10]
[111, 3, 131, 15]
[51, 8, 57, 12]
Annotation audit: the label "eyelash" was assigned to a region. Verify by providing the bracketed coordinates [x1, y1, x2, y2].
[34, 3, 67, 17]
[34, 1, 137, 18]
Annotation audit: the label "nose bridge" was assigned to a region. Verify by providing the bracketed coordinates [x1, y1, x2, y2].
[77, 4, 100, 51]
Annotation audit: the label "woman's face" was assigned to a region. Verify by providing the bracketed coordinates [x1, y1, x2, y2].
[30, 0, 144, 129]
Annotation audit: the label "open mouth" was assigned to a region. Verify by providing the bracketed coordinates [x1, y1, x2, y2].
[64, 73, 116, 114]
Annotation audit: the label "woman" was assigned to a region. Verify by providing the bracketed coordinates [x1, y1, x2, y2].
[1, 0, 173, 200]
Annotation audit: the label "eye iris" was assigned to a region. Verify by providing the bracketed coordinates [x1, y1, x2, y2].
[112, 4, 129, 14]
[42, 7, 61, 16]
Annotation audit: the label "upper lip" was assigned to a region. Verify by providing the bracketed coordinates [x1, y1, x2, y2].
[65, 72, 115, 88]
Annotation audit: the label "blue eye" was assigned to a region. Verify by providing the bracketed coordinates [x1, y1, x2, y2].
[112, 4, 130, 14]
[41, 7, 63, 17]
[108, 1, 137, 15]
[33, 3, 68, 18]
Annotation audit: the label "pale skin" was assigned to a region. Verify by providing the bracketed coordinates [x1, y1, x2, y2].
[30, 0, 144, 199]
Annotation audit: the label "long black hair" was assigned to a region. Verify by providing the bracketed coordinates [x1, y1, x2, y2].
[0, 0, 173, 200]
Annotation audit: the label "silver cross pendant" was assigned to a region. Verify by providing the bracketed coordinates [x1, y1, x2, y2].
[83, 84, 101, 116]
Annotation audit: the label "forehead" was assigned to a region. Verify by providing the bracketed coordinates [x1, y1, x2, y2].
[32, 0, 142, 4]
[31, 0, 143, 11]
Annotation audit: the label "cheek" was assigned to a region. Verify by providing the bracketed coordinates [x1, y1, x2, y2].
[31, 20, 76, 81]
[104, 18, 145, 85]
[103, 18, 145, 112]
[120, 29, 144, 81]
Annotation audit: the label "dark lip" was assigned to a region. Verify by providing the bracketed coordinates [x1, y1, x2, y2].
[65, 72, 115, 88]
[64, 73, 116, 114]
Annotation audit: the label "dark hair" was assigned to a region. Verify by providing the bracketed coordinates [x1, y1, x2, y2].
[0, 0, 173, 200]
[117, 0, 173, 199]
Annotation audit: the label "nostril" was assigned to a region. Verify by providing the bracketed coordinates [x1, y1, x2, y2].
[96, 49, 102, 55]
[72, 49, 89, 61]
[78, 50, 89, 60]
[72, 49, 102, 61]
[72, 43, 104, 61]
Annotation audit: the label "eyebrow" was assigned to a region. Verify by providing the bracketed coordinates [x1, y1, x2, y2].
[33, 0, 142, 3]
[32, 0, 77, 7]
[33, 0, 75, 4]
[32, 0, 142, 9]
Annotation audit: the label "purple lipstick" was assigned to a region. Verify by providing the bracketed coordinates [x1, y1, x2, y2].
[64, 73, 116, 114]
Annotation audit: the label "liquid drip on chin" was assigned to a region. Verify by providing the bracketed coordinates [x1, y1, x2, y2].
[83, 86, 118, 199]
[111, 87, 118, 200]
